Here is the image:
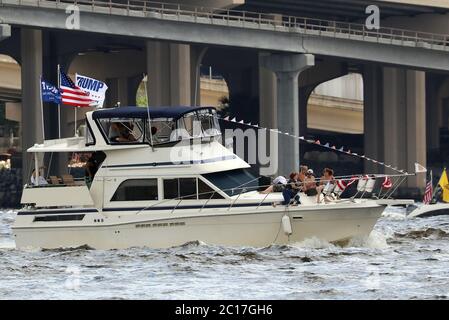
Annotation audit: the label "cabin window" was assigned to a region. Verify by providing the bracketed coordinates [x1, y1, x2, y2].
[197, 109, 215, 135]
[98, 118, 145, 144]
[198, 179, 224, 199]
[163, 178, 224, 200]
[145, 118, 175, 144]
[85, 121, 95, 145]
[111, 179, 158, 201]
[163, 178, 197, 200]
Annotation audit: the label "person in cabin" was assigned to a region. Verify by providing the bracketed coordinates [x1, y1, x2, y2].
[110, 122, 136, 142]
[316, 168, 335, 203]
[149, 126, 160, 144]
[30, 166, 48, 186]
[84, 151, 106, 187]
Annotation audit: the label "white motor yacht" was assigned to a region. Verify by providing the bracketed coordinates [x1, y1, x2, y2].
[13, 106, 389, 249]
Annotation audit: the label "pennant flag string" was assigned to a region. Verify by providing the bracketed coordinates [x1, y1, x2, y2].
[219, 116, 405, 173]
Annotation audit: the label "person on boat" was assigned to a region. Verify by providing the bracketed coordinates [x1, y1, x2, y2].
[316, 168, 335, 203]
[304, 169, 318, 196]
[85, 157, 97, 187]
[297, 165, 308, 188]
[30, 167, 48, 186]
[282, 172, 301, 205]
[260, 175, 287, 194]
[149, 126, 161, 144]
[84, 151, 106, 188]
[110, 122, 136, 142]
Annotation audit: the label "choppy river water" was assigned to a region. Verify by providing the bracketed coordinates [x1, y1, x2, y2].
[0, 206, 448, 300]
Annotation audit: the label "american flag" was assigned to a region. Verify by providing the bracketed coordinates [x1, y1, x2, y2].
[423, 180, 433, 204]
[59, 70, 93, 107]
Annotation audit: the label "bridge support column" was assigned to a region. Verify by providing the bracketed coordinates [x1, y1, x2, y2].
[383, 68, 426, 192]
[146, 41, 191, 106]
[190, 46, 208, 106]
[260, 53, 315, 176]
[21, 28, 43, 182]
[363, 65, 384, 174]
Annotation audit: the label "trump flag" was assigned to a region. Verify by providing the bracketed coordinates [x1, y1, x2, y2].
[41, 78, 61, 104]
[75, 73, 108, 108]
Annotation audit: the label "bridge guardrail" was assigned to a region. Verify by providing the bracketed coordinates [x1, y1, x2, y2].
[2, 0, 449, 51]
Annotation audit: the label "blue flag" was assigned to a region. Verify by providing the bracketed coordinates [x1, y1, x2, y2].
[41, 79, 61, 104]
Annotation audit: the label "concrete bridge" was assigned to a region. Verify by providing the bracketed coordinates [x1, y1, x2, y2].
[1, 0, 449, 70]
[1, 0, 449, 197]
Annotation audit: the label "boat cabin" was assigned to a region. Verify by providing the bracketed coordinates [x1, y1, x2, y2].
[21, 106, 258, 210]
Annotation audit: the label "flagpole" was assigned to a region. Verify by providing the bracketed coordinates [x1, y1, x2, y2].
[39, 75, 45, 141]
[143, 73, 154, 150]
[74, 106, 77, 137]
[57, 64, 61, 139]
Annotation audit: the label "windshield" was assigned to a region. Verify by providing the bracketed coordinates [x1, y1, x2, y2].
[94, 108, 221, 145]
[202, 168, 259, 196]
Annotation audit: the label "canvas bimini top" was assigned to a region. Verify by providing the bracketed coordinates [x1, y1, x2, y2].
[92, 106, 217, 120]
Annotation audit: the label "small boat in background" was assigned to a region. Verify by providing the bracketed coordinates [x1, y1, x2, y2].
[407, 202, 449, 218]
[407, 168, 449, 218]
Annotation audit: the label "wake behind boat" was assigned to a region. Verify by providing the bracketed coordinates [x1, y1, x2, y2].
[13, 106, 394, 249]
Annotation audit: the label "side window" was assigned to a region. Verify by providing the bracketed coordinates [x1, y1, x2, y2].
[111, 179, 158, 201]
[163, 178, 198, 200]
[163, 179, 178, 199]
[198, 179, 224, 199]
[85, 121, 95, 145]
[162, 178, 223, 200]
[180, 178, 197, 200]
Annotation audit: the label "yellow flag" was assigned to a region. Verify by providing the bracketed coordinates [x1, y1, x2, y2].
[439, 168, 449, 203]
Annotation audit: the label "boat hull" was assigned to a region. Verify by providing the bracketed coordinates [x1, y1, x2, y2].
[12, 202, 385, 250]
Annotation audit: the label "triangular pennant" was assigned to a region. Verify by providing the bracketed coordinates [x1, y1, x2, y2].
[352, 153, 358, 156]
[414, 162, 427, 173]
[324, 143, 330, 147]
[238, 120, 244, 124]
[331, 146, 336, 149]
[299, 136, 305, 140]
[224, 116, 230, 121]
[315, 140, 321, 144]
[230, 117, 236, 122]
[247, 122, 252, 126]
[339, 147, 344, 151]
